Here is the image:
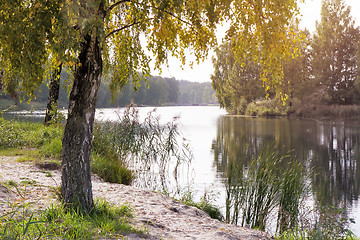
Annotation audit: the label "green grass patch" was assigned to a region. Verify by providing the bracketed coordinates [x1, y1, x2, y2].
[0, 183, 142, 240]
[16, 155, 40, 163]
[91, 153, 135, 185]
[0, 117, 64, 158]
[179, 190, 223, 221]
[0, 200, 142, 239]
[40, 138, 63, 159]
[0, 148, 38, 157]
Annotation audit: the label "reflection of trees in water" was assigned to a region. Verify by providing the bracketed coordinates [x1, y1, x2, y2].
[311, 122, 360, 208]
[212, 116, 360, 211]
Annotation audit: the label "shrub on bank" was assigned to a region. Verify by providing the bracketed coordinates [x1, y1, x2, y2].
[245, 99, 289, 117]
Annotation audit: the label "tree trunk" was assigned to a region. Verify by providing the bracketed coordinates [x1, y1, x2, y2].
[61, 32, 102, 212]
[44, 63, 62, 126]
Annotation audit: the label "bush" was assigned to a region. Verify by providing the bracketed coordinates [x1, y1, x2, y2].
[245, 99, 288, 117]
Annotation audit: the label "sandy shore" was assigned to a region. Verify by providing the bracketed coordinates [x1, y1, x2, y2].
[0, 156, 270, 240]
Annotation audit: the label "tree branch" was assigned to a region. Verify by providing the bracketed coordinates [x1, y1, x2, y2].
[105, 21, 141, 39]
[106, 1, 195, 38]
[125, 1, 193, 27]
[162, 9, 193, 27]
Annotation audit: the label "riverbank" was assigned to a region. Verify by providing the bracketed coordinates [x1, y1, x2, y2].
[289, 103, 360, 119]
[244, 98, 360, 119]
[0, 155, 270, 240]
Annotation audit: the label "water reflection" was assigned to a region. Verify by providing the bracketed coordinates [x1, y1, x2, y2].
[213, 116, 360, 232]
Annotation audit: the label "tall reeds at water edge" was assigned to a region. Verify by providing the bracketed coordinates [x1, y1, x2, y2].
[92, 105, 192, 190]
[225, 144, 308, 233]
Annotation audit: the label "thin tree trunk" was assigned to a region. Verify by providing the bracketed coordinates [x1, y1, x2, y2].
[61, 32, 102, 212]
[0, 70, 3, 91]
[44, 63, 62, 126]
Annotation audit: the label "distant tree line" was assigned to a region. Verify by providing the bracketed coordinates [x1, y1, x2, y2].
[97, 76, 217, 107]
[212, 0, 360, 115]
[0, 74, 217, 109]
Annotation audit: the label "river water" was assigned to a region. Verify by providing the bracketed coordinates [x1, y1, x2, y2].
[5, 106, 360, 235]
[96, 106, 360, 235]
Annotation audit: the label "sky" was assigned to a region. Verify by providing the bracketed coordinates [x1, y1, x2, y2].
[151, 0, 360, 83]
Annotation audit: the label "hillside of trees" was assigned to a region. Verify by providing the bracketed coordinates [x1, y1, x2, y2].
[0, 74, 217, 110]
[212, 0, 360, 117]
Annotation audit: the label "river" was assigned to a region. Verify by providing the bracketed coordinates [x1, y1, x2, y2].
[5, 106, 360, 235]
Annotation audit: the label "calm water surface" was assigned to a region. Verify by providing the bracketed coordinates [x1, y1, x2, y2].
[97, 106, 360, 235]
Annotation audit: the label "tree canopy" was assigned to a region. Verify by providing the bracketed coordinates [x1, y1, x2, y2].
[1, 0, 303, 99]
[312, 0, 360, 104]
[211, 40, 264, 114]
[0, 0, 305, 211]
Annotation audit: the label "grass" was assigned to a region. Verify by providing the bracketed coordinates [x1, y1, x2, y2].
[276, 225, 359, 240]
[91, 152, 135, 185]
[223, 143, 359, 239]
[179, 190, 223, 221]
[0, 117, 63, 150]
[0, 117, 64, 168]
[0, 183, 142, 239]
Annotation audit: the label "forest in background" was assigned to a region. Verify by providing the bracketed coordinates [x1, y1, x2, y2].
[211, 0, 360, 117]
[0, 73, 217, 110]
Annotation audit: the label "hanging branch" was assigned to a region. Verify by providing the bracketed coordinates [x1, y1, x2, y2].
[106, 0, 131, 16]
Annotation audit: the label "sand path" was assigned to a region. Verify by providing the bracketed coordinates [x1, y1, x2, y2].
[0, 156, 270, 240]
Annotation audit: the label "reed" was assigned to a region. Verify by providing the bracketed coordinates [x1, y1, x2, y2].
[225, 144, 308, 232]
[277, 160, 308, 233]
